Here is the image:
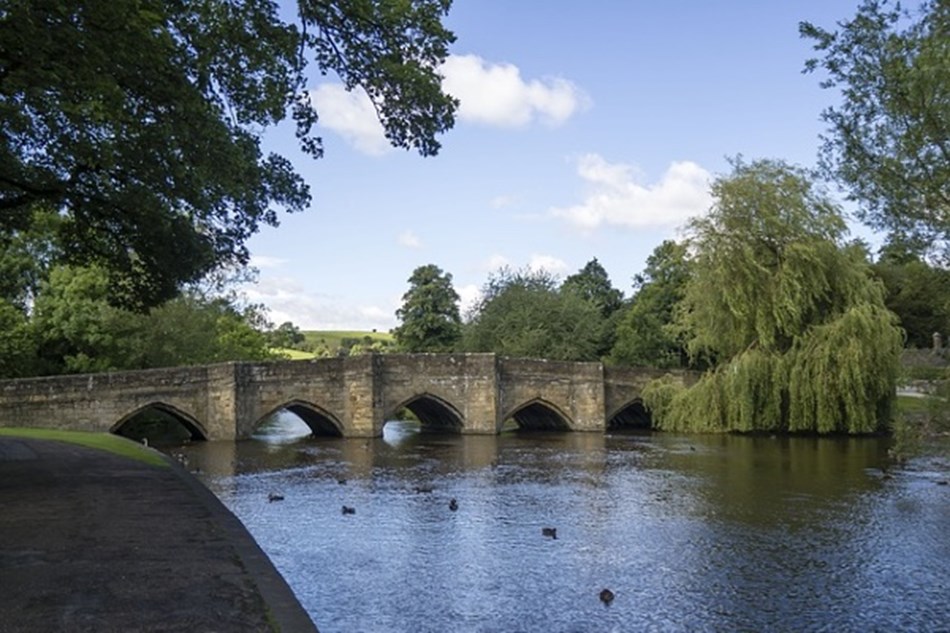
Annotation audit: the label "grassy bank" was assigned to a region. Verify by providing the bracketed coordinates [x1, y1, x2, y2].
[891, 393, 950, 459]
[0, 427, 168, 467]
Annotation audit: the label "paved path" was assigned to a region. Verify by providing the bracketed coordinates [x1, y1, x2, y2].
[0, 437, 317, 633]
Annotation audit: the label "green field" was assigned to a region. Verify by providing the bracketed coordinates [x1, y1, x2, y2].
[270, 330, 395, 359]
[303, 329, 393, 349]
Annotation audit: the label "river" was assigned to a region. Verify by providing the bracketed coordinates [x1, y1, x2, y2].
[175, 414, 950, 633]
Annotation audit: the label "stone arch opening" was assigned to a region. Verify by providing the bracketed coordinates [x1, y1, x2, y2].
[254, 400, 343, 438]
[388, 393, 464, 433]
[505, 399, 572, 431]
[607, 398, 653, 430]
[112, 402, 208, 444]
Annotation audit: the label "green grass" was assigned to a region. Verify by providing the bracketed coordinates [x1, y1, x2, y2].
[270, 347, 318, 360]
[0, 427, 168, 467]
[303, 330, 393, 348]
[896, 394, 934, 415]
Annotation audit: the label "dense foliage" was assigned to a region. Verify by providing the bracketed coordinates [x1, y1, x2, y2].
[872, 240, 950, 347]
[644, 159, 904, 434]
[561, 258, 625, 357]
[0, 263, 273, 378]
[609, 241, 693, 368]
[801, 0, 950, 254]
[460, 267, 604, 360]
[0, 0, 457, 309]
[393, 264, 462, 352]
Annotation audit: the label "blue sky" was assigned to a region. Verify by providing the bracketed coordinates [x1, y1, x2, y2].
[244, 0, 873, 331]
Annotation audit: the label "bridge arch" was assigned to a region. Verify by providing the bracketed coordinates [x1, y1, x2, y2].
[387, 392, 464, 433]
[503, 398, 573, 431]
[112, 402, 209, 442]
[254, 400, 343, 438]
[607, 398, 652, 430]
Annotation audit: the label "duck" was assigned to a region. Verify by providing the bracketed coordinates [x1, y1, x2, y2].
[599, 588, 615, 606]
[342, 505, 356, 515]
[448, 498, 459, 512]
[541, 527, 557, 539]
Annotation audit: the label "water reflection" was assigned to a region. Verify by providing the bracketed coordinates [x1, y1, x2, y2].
[177, 414, 950, 633]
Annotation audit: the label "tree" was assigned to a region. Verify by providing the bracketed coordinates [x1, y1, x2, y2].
[267, 321, 306, 350]
[644, 159, 903, 434]
[0, 0, 457, 308]
[872, 239, 950, 347]
[801, 0, 950, 253]
[561, 258, 624, 318]
[461, 267, 602, 360]
[561, 258, 625, 357]
[30, 265, 141, 374]
[0, 299, 36, 378]
[393, 264, 462, 352]
[609, 240, 693, 368]
[25, 264, 274, 375]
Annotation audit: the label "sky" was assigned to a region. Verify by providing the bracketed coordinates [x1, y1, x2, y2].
[243, 0, 875, 332]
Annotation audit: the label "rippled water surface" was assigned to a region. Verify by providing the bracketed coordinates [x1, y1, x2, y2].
[178, 417, 950, 633]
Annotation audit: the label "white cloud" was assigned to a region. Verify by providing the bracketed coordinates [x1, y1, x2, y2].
[307, 84, 390, 156]
[457, 283, 482, 318]
[249, 254, 288, 269]
[551, 155, 713, 230]
[527, 254, 568, 275]
[397, 230, 423, 249]
[486, 254, 511, 271]
[490, 194, 517, 209]
[243, 275, 397, 331]
[440, 54, 590, 127]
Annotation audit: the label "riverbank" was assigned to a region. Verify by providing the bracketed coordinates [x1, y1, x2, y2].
[0, 432, 317, 633]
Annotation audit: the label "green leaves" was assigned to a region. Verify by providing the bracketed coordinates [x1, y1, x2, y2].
[646, 159, 904, 434]
[0, 0, 457, 308]
[802, 0, 950, 253]
[609, 240, 691, 369]
[461, 267, 604, 361]
[393, 264, 462, 352]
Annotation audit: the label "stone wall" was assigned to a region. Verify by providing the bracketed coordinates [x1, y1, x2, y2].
[0, 355, 690, 439]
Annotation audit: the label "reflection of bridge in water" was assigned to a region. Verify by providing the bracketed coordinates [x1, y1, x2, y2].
[0, 354, 693, 440]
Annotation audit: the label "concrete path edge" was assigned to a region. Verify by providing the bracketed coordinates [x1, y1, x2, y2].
[157, 451, 319, 633]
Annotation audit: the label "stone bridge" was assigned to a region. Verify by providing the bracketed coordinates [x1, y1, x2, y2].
[0, 354, 692, 440]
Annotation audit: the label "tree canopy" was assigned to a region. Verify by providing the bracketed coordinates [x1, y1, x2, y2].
[644, 159, 904, 434]
[609, 240, 693, 368]
[461, 267, 603, 361]
[872, 239, 950, 347]
[801, 0, 950, 254]
[0, 0, 457, 308]
[393, 264, 462, 352]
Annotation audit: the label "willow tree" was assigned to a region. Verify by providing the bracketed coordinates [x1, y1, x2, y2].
[644, 159, 903, 434]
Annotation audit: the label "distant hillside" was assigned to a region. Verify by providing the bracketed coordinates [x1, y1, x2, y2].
[297, 330, 395, 357]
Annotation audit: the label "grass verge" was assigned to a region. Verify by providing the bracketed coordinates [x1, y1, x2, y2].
[0, 427, 168, 467]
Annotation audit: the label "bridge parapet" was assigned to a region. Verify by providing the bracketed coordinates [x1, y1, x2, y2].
[0, 355, 698, 439]
[0, 364, 239, 439]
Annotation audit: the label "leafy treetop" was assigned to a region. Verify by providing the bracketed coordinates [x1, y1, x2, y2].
[801, 0, 950, 254]
[0, 0, 457, 308]
[393, 264, 462, 353]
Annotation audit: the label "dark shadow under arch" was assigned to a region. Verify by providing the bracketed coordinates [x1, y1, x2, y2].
[607, 399, 652, 430]
[389, 393, 464, 433]
[112, 402, 208, 442]
[505, 399, 572, 431]
[255, 400, 343, 438]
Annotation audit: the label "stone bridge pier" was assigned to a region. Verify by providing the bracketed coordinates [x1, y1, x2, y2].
[0, 354, 691, 440]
